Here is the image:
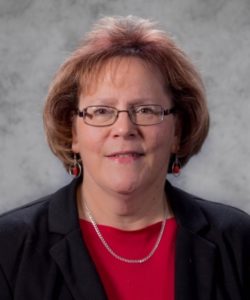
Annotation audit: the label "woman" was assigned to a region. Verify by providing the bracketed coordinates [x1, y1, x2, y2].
[0, 15, 249, 300]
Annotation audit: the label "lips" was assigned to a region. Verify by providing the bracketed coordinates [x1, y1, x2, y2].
[107, 151, 144, 157]
[106, 151, 144, 164]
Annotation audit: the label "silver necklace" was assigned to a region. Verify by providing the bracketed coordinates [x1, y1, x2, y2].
[84, 202, 167, 264]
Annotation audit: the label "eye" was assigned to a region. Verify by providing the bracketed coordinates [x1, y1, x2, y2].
[92, 107, 113, 116]
[136, 106, 156, 114]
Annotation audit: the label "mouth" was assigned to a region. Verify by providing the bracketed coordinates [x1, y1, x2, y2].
[106, 151, 145, 163]
[107, 151, 144, 157]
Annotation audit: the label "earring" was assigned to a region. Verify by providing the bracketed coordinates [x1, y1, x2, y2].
[172, 155, 181, 177]
[69, 153, 82, 178]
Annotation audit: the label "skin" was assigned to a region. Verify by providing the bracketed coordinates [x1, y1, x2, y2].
[72, 56, 179, 230]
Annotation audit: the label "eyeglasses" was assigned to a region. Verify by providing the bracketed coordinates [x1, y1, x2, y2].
[77, 105, 176, 127]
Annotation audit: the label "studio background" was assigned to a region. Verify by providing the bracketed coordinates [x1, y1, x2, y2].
[0, 0, 249, 213]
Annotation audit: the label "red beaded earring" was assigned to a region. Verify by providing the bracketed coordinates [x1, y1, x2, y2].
[172, 155, 181, 177]
[69, 153, 82, 178]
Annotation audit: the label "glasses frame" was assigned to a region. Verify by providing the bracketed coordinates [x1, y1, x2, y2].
[77, 104, 176, 127]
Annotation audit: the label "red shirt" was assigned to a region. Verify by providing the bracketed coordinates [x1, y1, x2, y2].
[80, 218, 177, 300]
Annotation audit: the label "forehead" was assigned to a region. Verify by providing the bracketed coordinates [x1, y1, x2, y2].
[79, 56, 166, 96]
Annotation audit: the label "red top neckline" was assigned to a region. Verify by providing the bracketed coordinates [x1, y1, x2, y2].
[80, 218, 177, 300]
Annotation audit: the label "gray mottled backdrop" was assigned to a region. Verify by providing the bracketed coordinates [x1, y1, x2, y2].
[0, 0, 250, 213]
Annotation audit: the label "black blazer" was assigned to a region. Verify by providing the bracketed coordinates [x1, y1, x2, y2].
[0, 178, 250, 300]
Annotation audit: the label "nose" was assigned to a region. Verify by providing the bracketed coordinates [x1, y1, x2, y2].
[111, 110, 138, 138]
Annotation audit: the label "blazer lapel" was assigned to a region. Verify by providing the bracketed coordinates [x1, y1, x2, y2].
[48, 178, 107, 300]
[50, 229, 107, 300]
[175, 227, 217, 300]
[166, 182, 217, 300]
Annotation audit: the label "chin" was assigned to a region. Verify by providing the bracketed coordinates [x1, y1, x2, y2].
[107, 179, 141, 195]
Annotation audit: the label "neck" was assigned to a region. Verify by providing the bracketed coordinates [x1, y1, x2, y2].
[77, 179, 173, 231]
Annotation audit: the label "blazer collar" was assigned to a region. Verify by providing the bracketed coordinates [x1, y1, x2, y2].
[48, 177, 81, 234]
[48, 179, 209, 236]
[166, 181, 217, 300]
[165, 181, 208, 233]
[48, 177, 107, 299]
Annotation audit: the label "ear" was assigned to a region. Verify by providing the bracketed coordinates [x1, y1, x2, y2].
[71, 117, 80, 153]
[171, 141, 180, 154]
[171, 116, 181, 154]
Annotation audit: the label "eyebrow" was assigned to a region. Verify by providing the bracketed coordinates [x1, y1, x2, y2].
[87, 97, 160, 106]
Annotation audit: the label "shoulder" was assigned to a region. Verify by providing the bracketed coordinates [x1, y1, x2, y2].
[194, 196, 250, 231]
[0, 179, 80, 291]
[0, 181, 73, 256]
[0, 178, 79, 247]
[0, 194, 53, 262]
[0, 179, 75, 232]
[167, 181, 250, 237]
[168, 183, 250, 296]
[191, 195, 250, 247]
[0, 195, 53, 277]
[0, 195, 50, 236]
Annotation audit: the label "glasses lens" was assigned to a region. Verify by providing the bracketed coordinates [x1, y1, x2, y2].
[84, 106, 116, 126]
[133, 105, 163, 125]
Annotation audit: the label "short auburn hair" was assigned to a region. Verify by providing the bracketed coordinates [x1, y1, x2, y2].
[43, 15, 209, 172]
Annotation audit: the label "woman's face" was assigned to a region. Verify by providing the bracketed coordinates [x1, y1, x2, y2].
[72, 57, 179, 196]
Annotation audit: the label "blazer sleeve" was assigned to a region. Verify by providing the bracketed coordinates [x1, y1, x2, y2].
[209, 203, 250, 299]
[239, 215, 250, 298]
[0, 264, 12, 299]
[222, 207, 250, 298]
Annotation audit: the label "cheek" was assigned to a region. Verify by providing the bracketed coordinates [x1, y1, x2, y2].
[76, 127, 106, 157]
[148, 127, 175, 152]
